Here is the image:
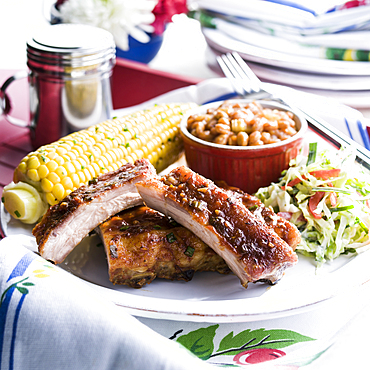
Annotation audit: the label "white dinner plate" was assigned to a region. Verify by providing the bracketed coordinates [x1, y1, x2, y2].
[203, 27, 370, 76]
[244, 63, 370, 109]
[2, 165, 370, 323]
[2, 86, 370, 323]
[207, 51, 370, 108]
[247, 63, 370, 92]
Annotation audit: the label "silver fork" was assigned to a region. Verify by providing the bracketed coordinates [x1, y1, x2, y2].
[216, 52, 370, 167]
[216, 52, 278, 102]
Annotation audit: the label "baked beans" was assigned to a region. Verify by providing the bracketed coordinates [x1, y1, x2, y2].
[187, 101, 298, 146]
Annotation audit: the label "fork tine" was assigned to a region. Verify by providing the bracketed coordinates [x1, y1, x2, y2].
[230, 52, 262, 93]
[216, 55, 232, 79]
[223, 53, 254, 95]
[216, 55, 245, 96]
[217, 52, 270, 99]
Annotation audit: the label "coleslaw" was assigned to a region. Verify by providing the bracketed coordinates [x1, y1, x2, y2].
[255, 143, 370, 265]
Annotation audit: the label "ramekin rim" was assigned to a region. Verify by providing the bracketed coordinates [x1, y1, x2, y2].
[180, 99, 308, 151]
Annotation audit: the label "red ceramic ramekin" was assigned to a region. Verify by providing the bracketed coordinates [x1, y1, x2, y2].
[180, 100, 308, 195]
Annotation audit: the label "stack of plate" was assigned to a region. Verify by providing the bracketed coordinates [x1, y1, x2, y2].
[196, 0, 370, 109]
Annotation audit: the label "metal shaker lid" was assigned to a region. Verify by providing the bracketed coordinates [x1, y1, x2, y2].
[27, 24, 116, 69]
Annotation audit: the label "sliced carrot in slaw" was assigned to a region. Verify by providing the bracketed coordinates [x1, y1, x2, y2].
[308, 191, 326, 219]
[309, 169, 341, 179]
[282, 169, 341, 190]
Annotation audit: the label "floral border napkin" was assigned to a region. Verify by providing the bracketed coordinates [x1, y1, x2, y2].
[1, 235, 369, 369]
[0, 236, 214, 370]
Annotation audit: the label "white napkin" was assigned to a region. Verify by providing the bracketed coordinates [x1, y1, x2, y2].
[197, 0, 370, 34]
[196, 0, 370, 62]
[0, 236, 215, 370]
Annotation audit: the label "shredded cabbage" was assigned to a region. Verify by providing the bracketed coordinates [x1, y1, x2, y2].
[255, 144, 370, 266]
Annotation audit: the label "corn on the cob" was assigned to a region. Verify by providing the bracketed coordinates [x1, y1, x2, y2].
[2, 102, 197, 224]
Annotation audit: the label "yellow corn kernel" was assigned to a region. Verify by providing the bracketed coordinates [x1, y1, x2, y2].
[81, 137, 94, 147]
[145, 117, 156, 130]
[46, 192, 58, 206]
[135, 148, 145, 160]
[46, 160, 58, 172]
[27, 169, 40, 182]
[76, 157, 88, 169]
[152, 136, 162, 149]
[47, 172, 60, 184]
[95, 142, 107, 155]
[146, 140, 156, 154]
[108, 149, 117, 162]
[69, 148, 81, 158]
[70, 160, 82, 172]
[72, 145, 84, 156]
[41, 178, 54, 193]
[117, 145, 128, 158]
[56, 147, 67, 156]
[111, 138, 119, 148]
[129, 139, 140, 152]
[37, 165, 49, 179]
[90, 146, 102, 158]
[61, 177, 73, 191]
[90, 163, 100, 176]
[159, 131, 168, 144]
[47, 151, 57, 160]
[18, 161, 27, 174]
[27, 156, 40, 170]
[54, 156, 65, 166]
[85, 164, 96, 179]
[77, 141, 89, 152]
[70, 173, 80, 187]
[92, 133, 104, 142]
[65, 151, 77, 161]
[103, 152, 114, 165]
[85, 152, 94, 162]
[120, 130, 132, 142]
[80, 153, 90, 165]
[52, 183, 65, 201]
[82, 168, 92, 182]
[98, 156, 109, 168]
[102, 139, 114, 151]
[63, 162, 76, 175]
[114, 159, 124, 169]
[147, 152, 158, 164]
[55, 166, 68, 179]
[77, 171, 86, 184]
[58, 142, 72, 151]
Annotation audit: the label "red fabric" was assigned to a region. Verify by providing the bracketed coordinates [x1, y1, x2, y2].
[55, 0, 67, 9]
[152, 0, 188, 34]
[337, 0, 370, 9]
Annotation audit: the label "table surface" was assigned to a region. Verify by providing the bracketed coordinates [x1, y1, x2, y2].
[1, 2, 370, 370]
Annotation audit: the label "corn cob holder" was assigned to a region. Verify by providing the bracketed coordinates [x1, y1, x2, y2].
[2, 102, 197, 224]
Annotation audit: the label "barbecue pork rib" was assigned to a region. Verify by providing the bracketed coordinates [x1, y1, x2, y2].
[215, 181, 301, 250]
[136, 166, 298, 288]
[97, 205, 230, 288]
[33, 159, 156, 264]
